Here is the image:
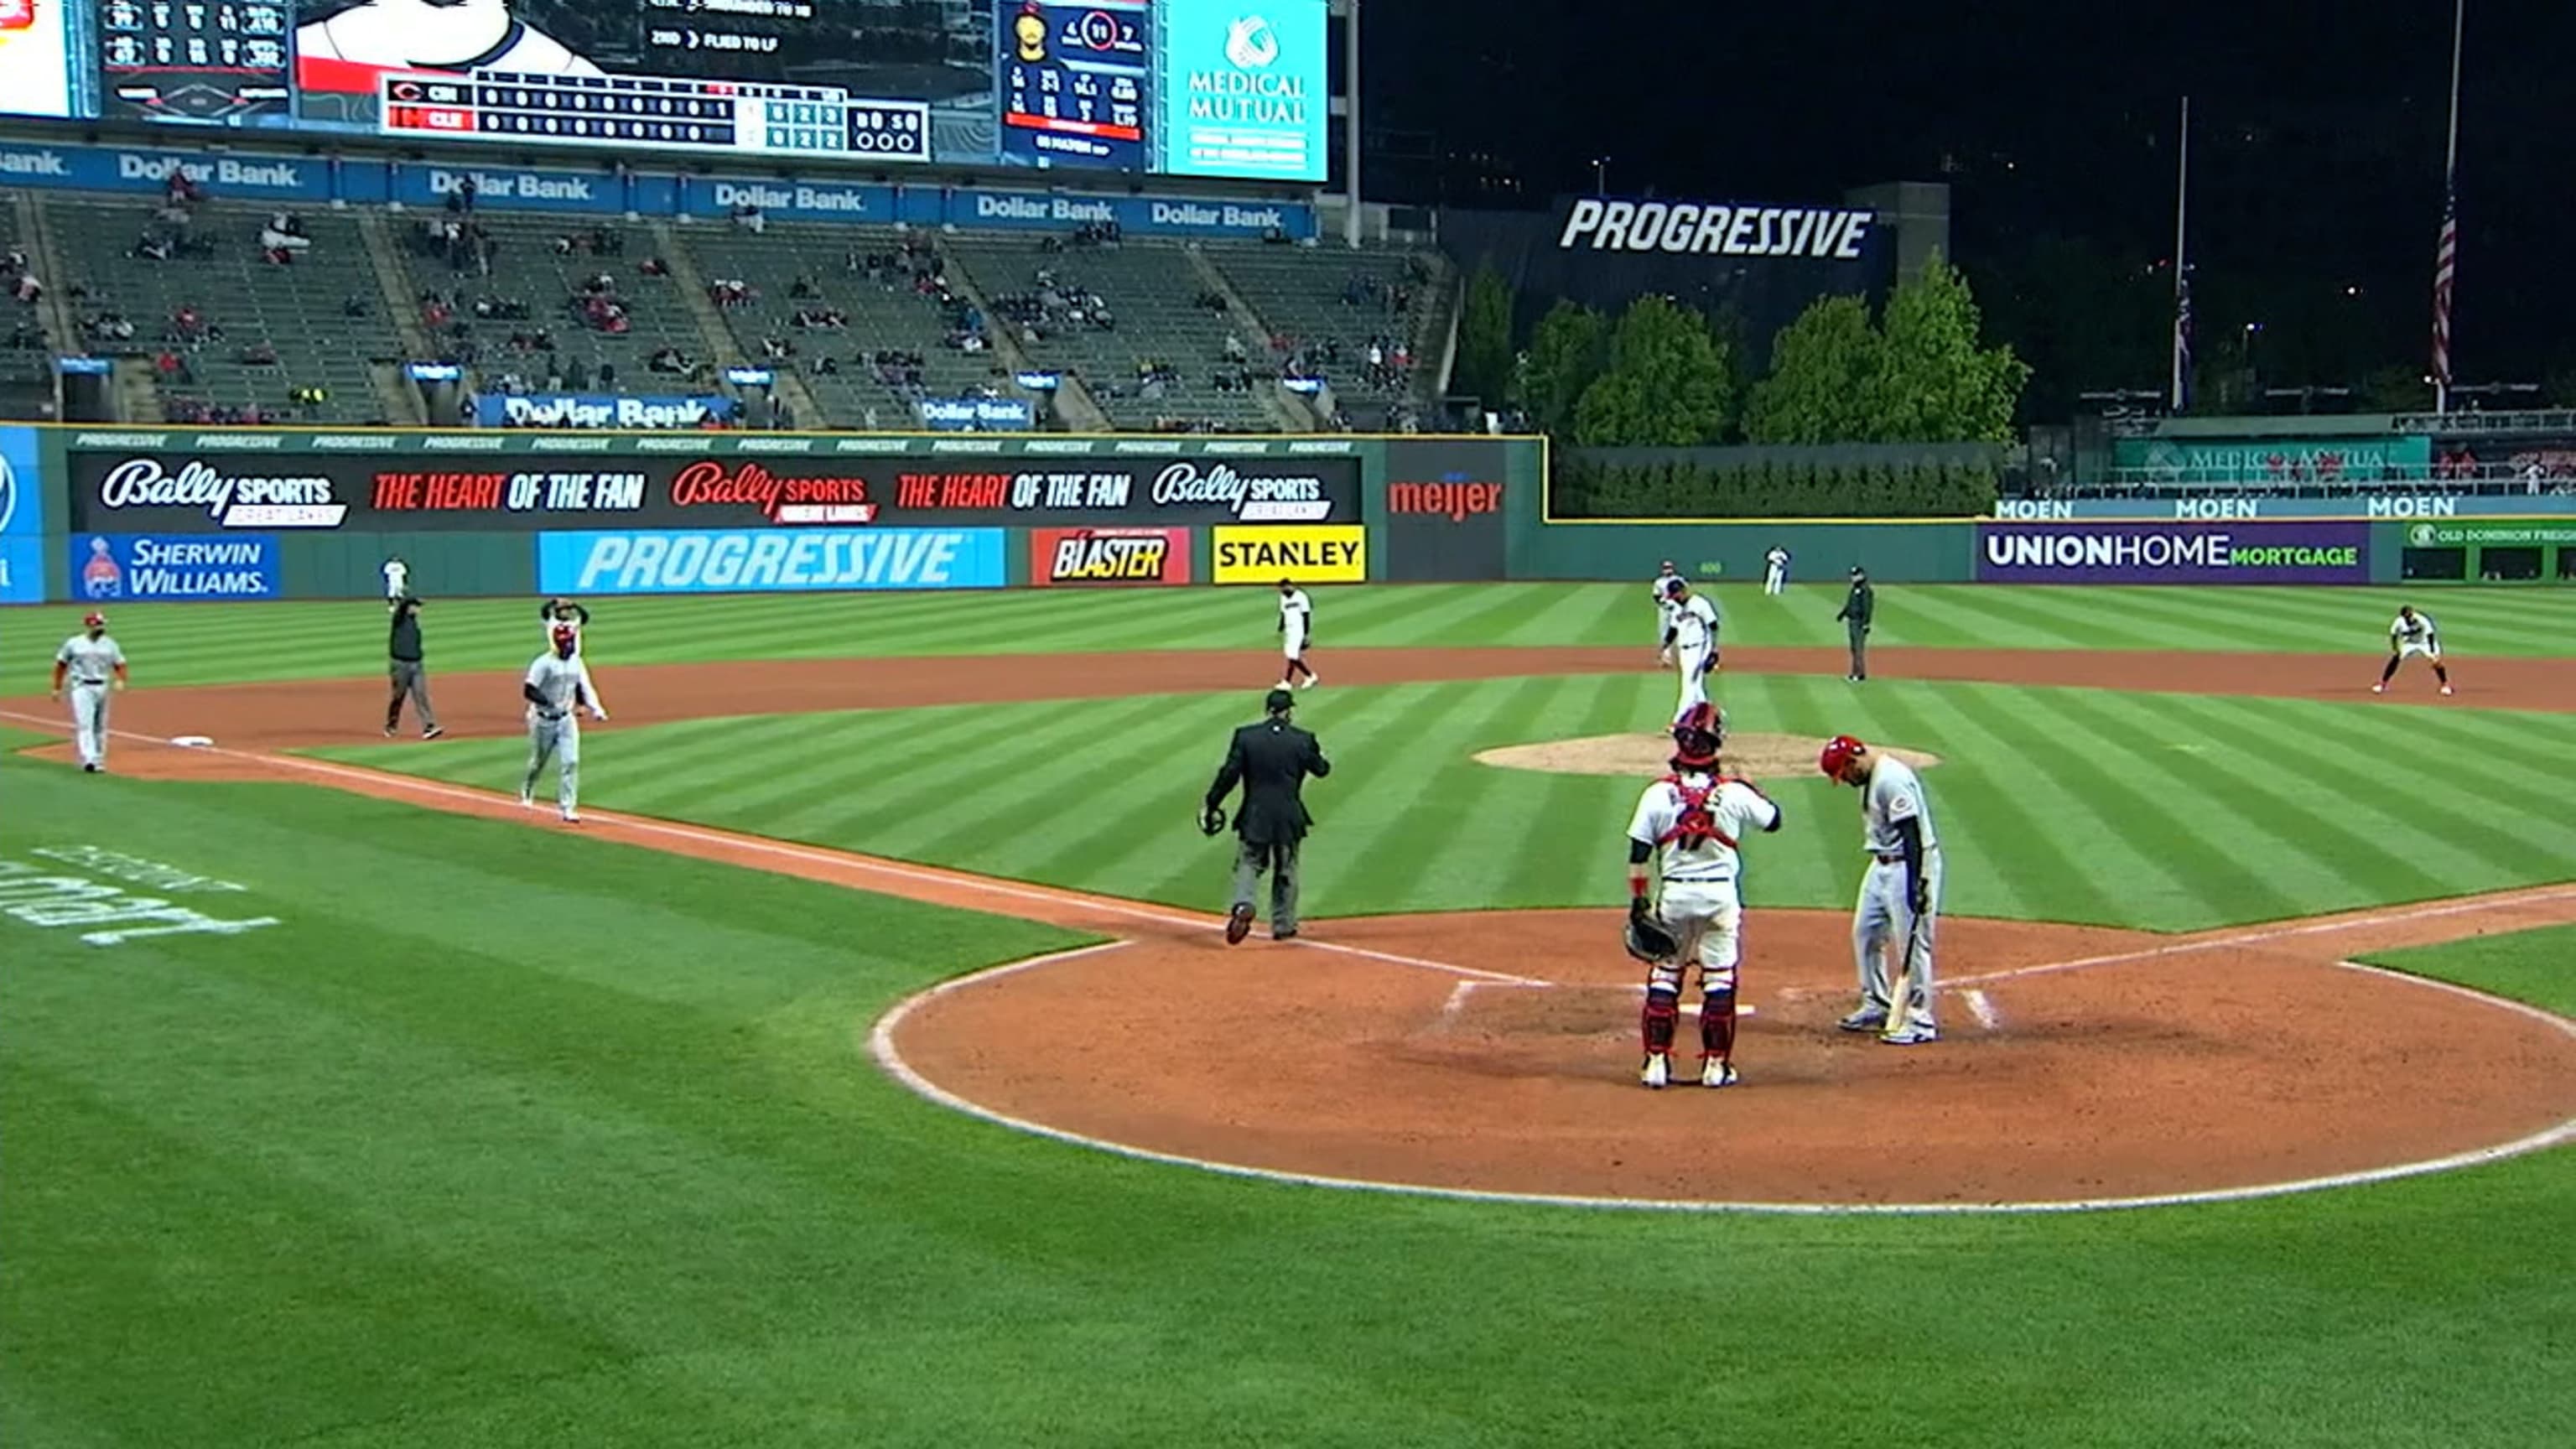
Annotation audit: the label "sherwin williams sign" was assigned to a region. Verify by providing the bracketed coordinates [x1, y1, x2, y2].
[1976, 522, 2371, 584]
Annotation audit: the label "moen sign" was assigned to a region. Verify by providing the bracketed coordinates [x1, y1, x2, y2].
[1211, 525, 1366, 584]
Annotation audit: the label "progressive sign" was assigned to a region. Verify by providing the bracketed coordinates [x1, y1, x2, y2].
[68, 450, 1360, 532]
[1976, 522, 2371, 585]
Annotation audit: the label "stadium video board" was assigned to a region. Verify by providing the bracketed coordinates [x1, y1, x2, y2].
[0, 1, 1327, 183]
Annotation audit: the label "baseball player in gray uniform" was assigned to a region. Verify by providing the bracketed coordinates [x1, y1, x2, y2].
[50, 612, 128, 773]
[1820, 734, 1941, 1044]
[520, 624, 607, 823]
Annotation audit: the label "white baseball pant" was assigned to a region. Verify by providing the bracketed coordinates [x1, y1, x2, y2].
[68, 682, 112, 768]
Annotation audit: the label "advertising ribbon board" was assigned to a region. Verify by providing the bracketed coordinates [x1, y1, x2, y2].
[1211, 525, 1365, 584]
[1031, 527, 1192, 586]
[1975, 522, 2371, 585]
[536, 528, 1005, 595]
[2403, 521, 2576, 548]
[69, 534, 283, 600]
[0, 424, 43, 604]
[70, 449, 1359, 533]
[1384, 443, 1513, 583]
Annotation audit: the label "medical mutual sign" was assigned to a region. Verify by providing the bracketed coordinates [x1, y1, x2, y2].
[1976, 522, 2371, 585]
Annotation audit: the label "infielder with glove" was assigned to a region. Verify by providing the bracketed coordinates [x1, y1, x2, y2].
[1276, 579, 1318, 690]
[1625, 702, 1783, 1089]
[2375, 604, 2453, 696]
[1820, 734, 1941, 1045]
[1203, 687, 1331, 943]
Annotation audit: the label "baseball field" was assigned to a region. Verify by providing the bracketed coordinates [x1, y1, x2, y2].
[4, 579, 2573, 1447]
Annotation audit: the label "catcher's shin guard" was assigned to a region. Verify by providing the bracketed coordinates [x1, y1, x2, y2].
[1700, 989, 1737, 1062]
[1641, 990, 1680, 1054]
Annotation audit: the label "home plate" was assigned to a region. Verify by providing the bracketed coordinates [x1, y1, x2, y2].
[169, 735, 215, 748]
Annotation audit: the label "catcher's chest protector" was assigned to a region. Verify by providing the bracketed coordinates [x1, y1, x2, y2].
[1657, 775, 1738, 852]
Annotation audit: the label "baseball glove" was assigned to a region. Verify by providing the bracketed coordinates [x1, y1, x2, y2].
[1197, 803, 1228, 837]
[1623, 902, 1680, 963]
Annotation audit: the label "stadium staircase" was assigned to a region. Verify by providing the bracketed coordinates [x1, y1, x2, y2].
[1202, 242, 1453, 429]
[925, 238, 1111, 431]
[1181, 245, 1322, 431]
[1, 195, 65, 418]
[651, 221, 823, 430]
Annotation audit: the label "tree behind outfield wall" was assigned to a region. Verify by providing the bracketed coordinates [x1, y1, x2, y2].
[1570, 296, 1735, 446]
[1744, 259, 2027, 445]
[1514, 300, 1607, 436]
[1454, 266, 1516, 407]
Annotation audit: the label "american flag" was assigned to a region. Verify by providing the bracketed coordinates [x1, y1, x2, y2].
[2431, 184, 2459, 389]
[2170, 265, 2194, 412]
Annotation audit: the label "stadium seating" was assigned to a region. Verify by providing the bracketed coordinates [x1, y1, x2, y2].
[42, 198, 390, 424]
[1206, 243, 1451, 428]
[942, 234, 1277, 432]
[8, 179, 1462, 432]
[0, 203, 53, 418]
[678, 220, 1021, 430]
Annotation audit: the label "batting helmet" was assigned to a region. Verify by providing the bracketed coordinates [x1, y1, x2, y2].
[82, 611, 106, 628]
[1819, 734, 1866, 779]
[1671, 702, 1725, 768]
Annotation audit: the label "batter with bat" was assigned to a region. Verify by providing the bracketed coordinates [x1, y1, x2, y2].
[1820, 734, 1941, 1045]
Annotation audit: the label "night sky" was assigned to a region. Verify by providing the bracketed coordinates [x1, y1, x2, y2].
[1359, 0, 2573, 402]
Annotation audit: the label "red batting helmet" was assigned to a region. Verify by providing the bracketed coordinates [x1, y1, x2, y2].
[1671, 703, 1725, 768]
[1819, 735, 1866, 779]
[83, 611, 106, 628]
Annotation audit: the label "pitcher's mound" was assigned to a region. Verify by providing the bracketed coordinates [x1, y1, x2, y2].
[1476, 732, 1941, 779]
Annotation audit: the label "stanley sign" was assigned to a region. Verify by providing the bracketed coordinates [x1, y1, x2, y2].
[1211, 525, 1367, 584]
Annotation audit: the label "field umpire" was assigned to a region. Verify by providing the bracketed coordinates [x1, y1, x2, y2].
[385, 594, 444, 739]
[1202, 688, 1332, 944]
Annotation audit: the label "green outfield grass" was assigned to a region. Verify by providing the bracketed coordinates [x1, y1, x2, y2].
[11, 581, 2573, 687]
[4, 745, 2571, 1449]
[317, 674, 2576, 932]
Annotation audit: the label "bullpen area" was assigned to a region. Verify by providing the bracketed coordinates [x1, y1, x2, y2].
[5, 580, 2573, 1447]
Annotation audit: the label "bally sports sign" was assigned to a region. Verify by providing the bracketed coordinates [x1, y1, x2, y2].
[1557, 198, 1874, 258]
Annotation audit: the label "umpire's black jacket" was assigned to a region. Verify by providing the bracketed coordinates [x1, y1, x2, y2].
[1206, 707, 1331, 845]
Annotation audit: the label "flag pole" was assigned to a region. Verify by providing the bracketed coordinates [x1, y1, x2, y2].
[2170, 96, 2190, 413]
[2435, 0, 2464, 413]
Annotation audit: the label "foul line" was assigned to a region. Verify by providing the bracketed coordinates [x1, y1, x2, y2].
[0, 710, 1542, 989]
[1945, 886, 2576, 990]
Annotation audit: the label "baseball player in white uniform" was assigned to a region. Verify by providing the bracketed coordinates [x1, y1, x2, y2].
[382, 555, 409, 600]
[2375, 605, 2453, 696]
[1277, 579, 1317, 689]
[520, 624, 607, 823]
[1628, 703, 1782, 1088]
[1657, 579, 1721, 727]
[50, 612, 128, 773]
[1820, 735, 1941, 1044]
[1763, 545, 1791, 595]
[541, 598, 591, 657]
[1650, 561, 1680, 641]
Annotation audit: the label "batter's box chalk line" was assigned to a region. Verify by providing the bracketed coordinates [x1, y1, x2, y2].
[1439, 979, 1761, 1022]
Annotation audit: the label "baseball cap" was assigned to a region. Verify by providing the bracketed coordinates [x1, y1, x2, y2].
[1265, 688, 1296, 714]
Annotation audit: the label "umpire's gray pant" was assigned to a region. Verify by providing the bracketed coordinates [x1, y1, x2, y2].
[1232, 838, 1301, 933]
[387, 660, 439, 732]
[1846, 621, 1871, 680]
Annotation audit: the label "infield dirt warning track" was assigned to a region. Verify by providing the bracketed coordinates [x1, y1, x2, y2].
[6, 642, 2573, 1210]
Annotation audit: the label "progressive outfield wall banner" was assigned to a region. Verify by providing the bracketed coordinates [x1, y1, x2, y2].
[537, 530, 1007, 595]
[1975, 522, 2372, 585]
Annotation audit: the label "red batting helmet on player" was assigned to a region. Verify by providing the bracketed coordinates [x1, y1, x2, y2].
[83, 611, 106, 628]
[1818, 735, 1866, 780]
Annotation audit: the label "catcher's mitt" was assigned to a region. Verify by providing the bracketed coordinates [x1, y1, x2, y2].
[1197, 803, 1228, 837]
[1623, 904, 1680, 963]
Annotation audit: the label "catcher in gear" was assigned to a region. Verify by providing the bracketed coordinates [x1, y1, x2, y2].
[1623, 702, 1783, 1088]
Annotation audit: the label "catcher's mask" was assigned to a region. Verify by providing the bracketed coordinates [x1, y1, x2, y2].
[1670, 702, 1724, 769]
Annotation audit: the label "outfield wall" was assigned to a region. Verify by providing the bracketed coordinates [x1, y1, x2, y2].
[27, 427, 1544, 601]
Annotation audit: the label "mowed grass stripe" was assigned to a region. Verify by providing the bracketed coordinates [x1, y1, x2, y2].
[1493, 675, 1654, 907]
[1899, 586, 2172, 652]
[2044, 691, 2451, 908]
[2146, 695, 2541, 884]
[1403, 671, 1607, 911]
[2277, 708, 2576, 858]
[1938, 685, 2299, 927]
[1295, 680, 1507, 911]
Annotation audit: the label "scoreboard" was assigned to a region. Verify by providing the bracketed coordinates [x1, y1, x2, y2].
[382, 72, 928, 161]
